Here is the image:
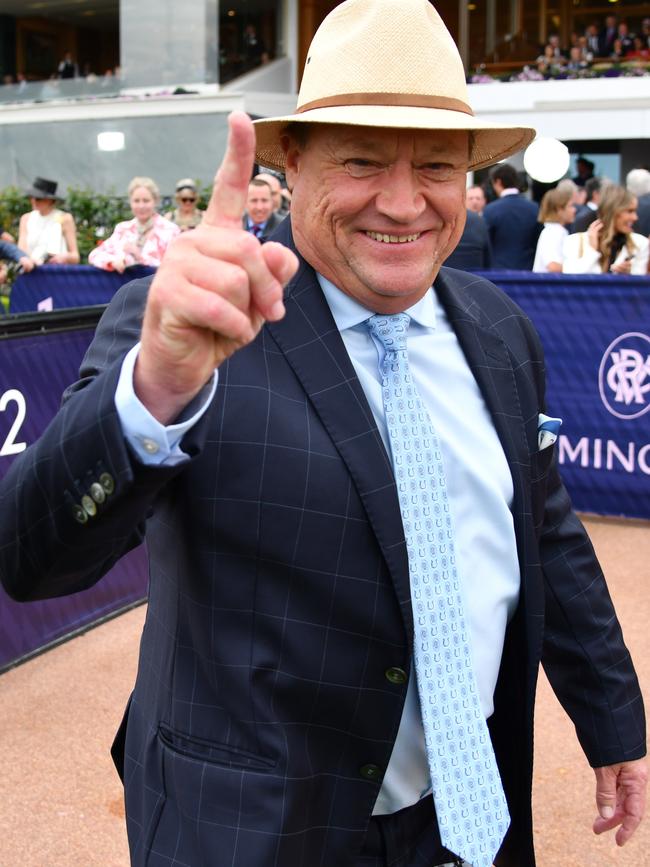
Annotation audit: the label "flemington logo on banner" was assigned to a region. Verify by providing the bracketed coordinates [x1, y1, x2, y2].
[496, 274, 650, 520]
[598, 332, 650, 421]
[556, 326, 650, 518]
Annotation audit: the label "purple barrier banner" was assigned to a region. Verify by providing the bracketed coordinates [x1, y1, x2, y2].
[0, 309, 147, 670]
[476, 271, 650, 520]
[9, 264, 155, 313]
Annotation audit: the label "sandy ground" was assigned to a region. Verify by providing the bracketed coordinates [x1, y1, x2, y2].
[0, 515, 648, 866]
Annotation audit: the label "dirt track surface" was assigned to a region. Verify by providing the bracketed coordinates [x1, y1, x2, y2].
[0, 515, 648, 866]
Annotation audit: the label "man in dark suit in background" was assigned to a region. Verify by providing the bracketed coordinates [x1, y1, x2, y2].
[483, 163, 541, 269]
[571, 176, 605, 233]
[242, 177, 284, 241]
[0, 2, 646, 866]
[444, 208, 492, 270]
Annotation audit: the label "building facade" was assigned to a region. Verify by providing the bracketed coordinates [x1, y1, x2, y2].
[0, 0, 647, 195]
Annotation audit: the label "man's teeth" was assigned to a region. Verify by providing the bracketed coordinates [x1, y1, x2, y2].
[366, 231, 420, 244]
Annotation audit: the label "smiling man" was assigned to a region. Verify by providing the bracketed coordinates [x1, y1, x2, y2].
[0, 2, 646, 867]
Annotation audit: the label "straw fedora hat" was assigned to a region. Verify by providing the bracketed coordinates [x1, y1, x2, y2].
[254, 0, 535, 172]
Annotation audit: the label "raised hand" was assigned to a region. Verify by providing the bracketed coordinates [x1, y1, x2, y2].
[586, 218, 603, 252]
[134, 111, 298, 424]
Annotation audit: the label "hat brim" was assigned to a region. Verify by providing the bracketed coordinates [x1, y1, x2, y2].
[25, 187, 62, 200]
[254, 105, 535, 173]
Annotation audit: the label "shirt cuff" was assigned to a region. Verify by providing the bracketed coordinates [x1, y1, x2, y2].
[115, 343, 217, 466]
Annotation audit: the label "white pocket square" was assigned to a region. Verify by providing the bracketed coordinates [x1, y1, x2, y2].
[538, 413, 562, 451]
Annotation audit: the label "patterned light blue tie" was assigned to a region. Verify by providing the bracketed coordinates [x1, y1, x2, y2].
[367, 312, 510, 867]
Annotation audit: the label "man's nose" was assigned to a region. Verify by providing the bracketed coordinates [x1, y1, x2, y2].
[375, 165, 426, 223]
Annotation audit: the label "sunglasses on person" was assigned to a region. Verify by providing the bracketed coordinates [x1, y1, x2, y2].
[179, 196, 196, 203]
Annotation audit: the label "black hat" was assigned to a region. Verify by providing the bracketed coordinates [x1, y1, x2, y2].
[25, 177, 61, 200]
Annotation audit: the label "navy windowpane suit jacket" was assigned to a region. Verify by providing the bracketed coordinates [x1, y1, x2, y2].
[0, 219, 644, 866]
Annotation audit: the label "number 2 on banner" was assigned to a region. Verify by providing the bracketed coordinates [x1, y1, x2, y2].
[0, 389, 27, 456]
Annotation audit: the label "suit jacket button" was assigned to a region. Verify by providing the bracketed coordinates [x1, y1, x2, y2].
[72, 504, 88, 524]
[385, 666, 408, 685]
[99, 472, 115, 495]
[81, 494, 97, 517]
[360, 764, 383, 782]
[90, 482, 106, 504]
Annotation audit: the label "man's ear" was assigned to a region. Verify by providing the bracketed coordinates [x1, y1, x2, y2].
[282, 134, 300, 191]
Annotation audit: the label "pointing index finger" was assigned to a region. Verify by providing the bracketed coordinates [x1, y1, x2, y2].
[204, 111, 256, 229]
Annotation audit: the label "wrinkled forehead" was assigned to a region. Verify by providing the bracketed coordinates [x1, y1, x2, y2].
[301, 123, 471, 161]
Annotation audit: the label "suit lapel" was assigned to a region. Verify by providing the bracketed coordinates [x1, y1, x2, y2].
[435, 270, 531, 486]
[435, 269, 540, 644]
[266, 227, 413, 636]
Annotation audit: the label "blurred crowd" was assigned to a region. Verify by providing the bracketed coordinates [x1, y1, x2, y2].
[472, 13, 650, 83]
[0, 168, 291, 283]
[2, 154, 648, 283]
[448, 159, 650, 276]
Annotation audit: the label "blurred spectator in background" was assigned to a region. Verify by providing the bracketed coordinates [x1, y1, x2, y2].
[444, 209, 492, 270]
[242, 24, 268, 70]
[483, 162, 541, 269]
[566, 45, 588, 72]
[536, 43, 566, 75]
[571, 176, 606, 232]
[18, 177, 79, 266]
[255, 171, 290, 218]
[280, 187, 292, 215]
[89, 176, 180, 272]
[243, 178, 284, 242]
[533, 185, 576, 272]
[165, 178, 204, 232]
[642, 18, 650, 49]
[598, 14, 619, 57]
[563, 184, 649, 274]
[0, 237, 35, 273]
[626, 168, 650, 236]
[57, 50, 79, 80]
[585, 23, 600, 58]
[627, 36, 650, 60]
[616, 22, 635, 56]
[466, 184, 487, 215]
[572, 156, 595, 187]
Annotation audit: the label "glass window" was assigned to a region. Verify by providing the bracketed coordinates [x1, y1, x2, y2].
[219, 0, 283, 85]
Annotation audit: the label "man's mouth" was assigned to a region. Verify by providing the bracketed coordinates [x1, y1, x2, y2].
[365, 231, 421, 244]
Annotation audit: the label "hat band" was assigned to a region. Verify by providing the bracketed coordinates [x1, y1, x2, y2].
[296, 92, 474, 116]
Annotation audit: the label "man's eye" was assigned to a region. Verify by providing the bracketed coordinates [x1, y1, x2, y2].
[344, 159, 382, 178]
[420, 164, 455, 180]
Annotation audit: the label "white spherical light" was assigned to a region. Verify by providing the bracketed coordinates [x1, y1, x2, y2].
[523, 137, 570, 183]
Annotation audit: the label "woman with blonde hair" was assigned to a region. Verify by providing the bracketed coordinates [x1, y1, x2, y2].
[89, 176, 180, 272]
[532, 185, 576, 273]
[563, 184, 649, 274]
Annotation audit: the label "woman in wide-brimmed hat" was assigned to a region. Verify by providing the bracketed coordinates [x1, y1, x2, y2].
[18, 176, 80, 266]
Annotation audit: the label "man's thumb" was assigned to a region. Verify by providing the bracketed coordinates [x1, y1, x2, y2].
[595, 766, 618, 819]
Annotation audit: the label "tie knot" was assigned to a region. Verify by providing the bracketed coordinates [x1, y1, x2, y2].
[367, 312, 410, 353]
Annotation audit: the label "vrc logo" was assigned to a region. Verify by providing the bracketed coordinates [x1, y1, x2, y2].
[598, 332, 650, 420]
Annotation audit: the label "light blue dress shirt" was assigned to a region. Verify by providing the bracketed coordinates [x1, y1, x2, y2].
[114, 275, 520, 816]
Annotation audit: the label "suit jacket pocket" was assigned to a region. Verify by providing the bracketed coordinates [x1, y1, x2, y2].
[530, 444, 556, 484]
[158, 724, 277, 771]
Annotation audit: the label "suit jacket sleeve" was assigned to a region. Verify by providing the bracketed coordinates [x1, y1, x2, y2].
[0, 277, 213, 602]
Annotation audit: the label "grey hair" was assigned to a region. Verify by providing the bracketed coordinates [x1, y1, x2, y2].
[626, 168, 650, 198]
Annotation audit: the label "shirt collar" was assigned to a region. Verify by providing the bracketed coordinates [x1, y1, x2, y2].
[247, 217, 267, 229]
[316, 272, 437, 333]
[500, 188, 520, 197]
